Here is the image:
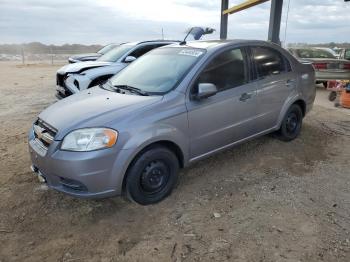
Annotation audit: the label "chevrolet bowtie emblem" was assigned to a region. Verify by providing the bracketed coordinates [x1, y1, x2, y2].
[33, 124, 53, 145]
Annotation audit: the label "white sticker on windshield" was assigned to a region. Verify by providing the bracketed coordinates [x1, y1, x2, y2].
[179, 49, 203, 57]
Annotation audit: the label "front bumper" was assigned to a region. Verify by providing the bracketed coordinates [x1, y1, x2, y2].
[28, 129, 133, 199]
[55, 86, 72, 100]
[56, 74, 91, 100]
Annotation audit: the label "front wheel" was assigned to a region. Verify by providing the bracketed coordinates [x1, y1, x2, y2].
[125, 146, 179, 205]
[276, 104, 303, 142]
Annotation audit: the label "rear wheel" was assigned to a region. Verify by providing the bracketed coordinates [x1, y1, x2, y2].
[276, 104, 303, 142]
[125, 146, 179, 205]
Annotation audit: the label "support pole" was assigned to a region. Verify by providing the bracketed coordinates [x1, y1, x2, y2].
[21, 46, 25, 65]
[268, 0, 283, 45]
[220, 0, 229, 39]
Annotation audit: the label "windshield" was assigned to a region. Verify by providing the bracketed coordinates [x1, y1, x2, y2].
[97, 43, 134, 62]
[97, 44, 118, 54]
[297, 49, 336, 59]
[109, 47, 205, 94]
[316, 48, 337, 56]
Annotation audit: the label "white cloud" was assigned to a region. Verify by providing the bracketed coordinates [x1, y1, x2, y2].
[0, 0, 349, 44]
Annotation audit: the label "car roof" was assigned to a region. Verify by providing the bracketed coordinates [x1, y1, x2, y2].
[126, 40, 180, 46]
[164, 39, 283, 51]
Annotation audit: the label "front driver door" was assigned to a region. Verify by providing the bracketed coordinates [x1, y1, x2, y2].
[186, 48, 258, 160]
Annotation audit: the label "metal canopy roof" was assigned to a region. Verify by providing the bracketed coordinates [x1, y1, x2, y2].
[220, 0, 283, 45]
[223, 0, 269, 15]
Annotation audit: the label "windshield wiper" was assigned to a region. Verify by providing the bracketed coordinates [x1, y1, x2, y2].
[111, 84, 149, 96]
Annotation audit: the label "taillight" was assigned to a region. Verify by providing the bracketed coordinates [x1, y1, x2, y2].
[343, 63, 350, 70]
[313, 63, 327, 70]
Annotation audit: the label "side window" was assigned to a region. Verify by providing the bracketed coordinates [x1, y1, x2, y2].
[195, 48, 247, 92]
[252, 47, 287, 78]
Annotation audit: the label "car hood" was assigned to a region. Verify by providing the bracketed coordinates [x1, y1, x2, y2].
[39, 87, 163, 140]
[57, 61, 114, 74]
[70, 53, 100, 60]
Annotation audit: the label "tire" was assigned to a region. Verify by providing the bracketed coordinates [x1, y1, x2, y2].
[125, 146, 179, 205]
[328, 91, 337, 102]
[276, 104, 303, 142]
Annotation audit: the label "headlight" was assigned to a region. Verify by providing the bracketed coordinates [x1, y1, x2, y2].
[61, 128, 118, 151]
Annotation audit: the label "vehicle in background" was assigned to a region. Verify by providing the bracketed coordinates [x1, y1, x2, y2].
[289, 48, 350, 87]
[314, 47, 339, 59]
[68, 43, 119, 63]
[30, 40, 315, 205]
[339, 48, 350, 61]
[333, 47, 343, 59]
[56, 40, 178, 99]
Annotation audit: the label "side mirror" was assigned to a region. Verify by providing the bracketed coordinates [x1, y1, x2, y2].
[124, 56, 136, 63]
[195, 83, 218, 100]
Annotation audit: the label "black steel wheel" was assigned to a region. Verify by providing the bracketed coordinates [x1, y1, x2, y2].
[276, 104, 303, 142]
[125, 146, 179, 205]
[140, 160, 170, 194]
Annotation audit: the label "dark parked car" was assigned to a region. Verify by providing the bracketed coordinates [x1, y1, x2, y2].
[68, 43, 119, 63]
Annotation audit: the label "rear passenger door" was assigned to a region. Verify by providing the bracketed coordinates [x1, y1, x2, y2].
[250, 46, 296, 132]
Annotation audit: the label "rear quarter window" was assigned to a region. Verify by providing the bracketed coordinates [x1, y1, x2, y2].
[251, 46, 290, 79]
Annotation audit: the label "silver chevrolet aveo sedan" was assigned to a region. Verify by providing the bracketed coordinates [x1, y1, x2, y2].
[29, 40, 316, 205]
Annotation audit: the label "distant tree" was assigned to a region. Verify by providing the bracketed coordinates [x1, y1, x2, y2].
[329, 42, 336, 48]
[0, 43, 104, 54]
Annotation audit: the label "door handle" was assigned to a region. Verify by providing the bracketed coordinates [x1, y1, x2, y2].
[286, 79, 295, 88]
[239, 92, 252, 102]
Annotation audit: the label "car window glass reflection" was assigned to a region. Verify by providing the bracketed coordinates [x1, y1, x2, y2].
[197, 48, 247, 92]
[252, 47, 286, 78]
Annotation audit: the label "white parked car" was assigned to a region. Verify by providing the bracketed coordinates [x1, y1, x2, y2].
[56, 40, 177, 99]
[67, 43, 119, 63]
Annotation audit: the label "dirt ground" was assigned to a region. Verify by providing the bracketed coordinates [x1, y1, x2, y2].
[0, 62, 350, 262]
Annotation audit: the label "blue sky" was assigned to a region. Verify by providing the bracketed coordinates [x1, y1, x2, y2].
[0, 0, 349, 44]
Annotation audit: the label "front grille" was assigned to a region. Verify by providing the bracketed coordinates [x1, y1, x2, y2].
[29, 139, 47, 156]
[33, 119, 57, 149]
